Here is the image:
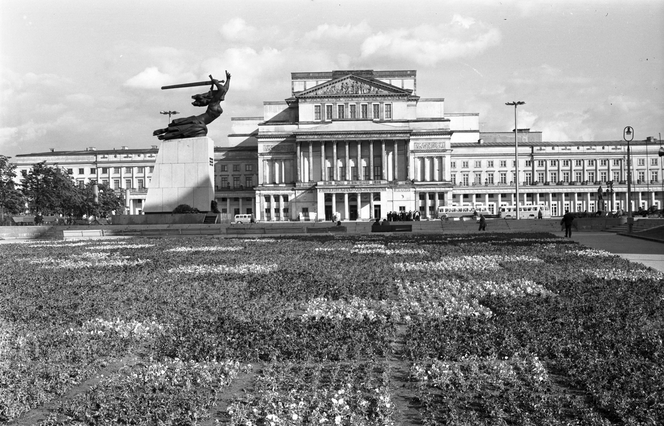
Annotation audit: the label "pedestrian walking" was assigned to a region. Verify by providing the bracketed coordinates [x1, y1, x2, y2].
[561, 210, 575, 237]
[478, 214, 487, 231]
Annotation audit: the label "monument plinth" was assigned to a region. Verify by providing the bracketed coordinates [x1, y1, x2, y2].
[143, 136, 214, 213]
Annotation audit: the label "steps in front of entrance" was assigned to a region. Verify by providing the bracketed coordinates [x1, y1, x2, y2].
[604, 218, 664, 234]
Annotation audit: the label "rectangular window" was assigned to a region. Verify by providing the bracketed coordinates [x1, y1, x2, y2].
[525, 172, 532, 184]
[372, 104, 380, 119]
[138, 179, 144, 189]
[474, 160, 481, 168]
[588, 171, 595, 182]
[314, 105, 322, 121]
[500, 172, 507, 184]
[67, 168, 73, 174]
[500, 160, 507, 168]
[113, 179, 120, 189]
[233, 177, 241, 187]
[651, 170, 658, 182]
[538, 160, 545, 167]
[125, 179, 132, 189]
[137, 167, 144, 173]
[361, 104, 368, 119]
[245, 177, 253, 187]
[588, 160, 595, 167]
[462, 161, 469, 168]
[337, 104, 345, 119]
[575, 160, 583, 167]
[384, 104, 392, 120]
[77, 180, 85, 188]
[487, 160, 494, 168]
[451, 175, 457, 185]
[339, 166, 345, 180]
[245, 164, 253, 171]
[102, 179, 108, 186]
[101, 167, 108, 174]
[221, 177, 228, 187]
[487, 173, 494, 184]
[149, 167, 154, 173]
[562, 160, 570, 167]
[325, 104, 333, 120]
[575, 172, 583, 182]
[550, 172, 558, 182]
[600, 159, 608, 166]
[613, 171, 620, 182]
[638, 171, 645, 182]
[462, 173, 469, 186]
[451, 161, 456, 169]
[524, 160, 531, 167]
[600, 171, 607, 182]
[538, 172, 545, 182]
[77, 168, 84, 174]
[221, 165, 228, 172]
[474, 173, 482, 184]
[90, 168, 96, 174]
[349, 104, 357, 119]
[233, 164, 240, 172]
[638, 158, 645, 166]
[373, 166, 382, 179]
[613, 159, 620, 166]
[113, 167, 120, 174]
[550, 160, 558, 166]
[125, 167, 132, 173]
[652, 158, 658, 166]
[563, 171, 570, 182]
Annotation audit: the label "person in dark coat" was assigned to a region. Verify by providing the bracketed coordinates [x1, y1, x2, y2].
[478, 214, 487, 231]
[561, 210, 575, 237]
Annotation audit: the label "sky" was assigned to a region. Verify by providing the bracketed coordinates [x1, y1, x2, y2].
[1, 0, 663, 158]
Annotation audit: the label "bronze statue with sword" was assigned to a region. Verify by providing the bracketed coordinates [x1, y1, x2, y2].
[153, 70, 231, 140]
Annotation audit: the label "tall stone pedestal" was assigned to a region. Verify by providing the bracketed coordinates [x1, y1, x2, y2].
[144, 137, 214, 213]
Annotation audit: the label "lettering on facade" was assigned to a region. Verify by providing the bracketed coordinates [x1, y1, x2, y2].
[413, 142, 445, 151]
[262, 144, 295, 153]
[393, 188, 412, 192]
[325, 187, 387, 193]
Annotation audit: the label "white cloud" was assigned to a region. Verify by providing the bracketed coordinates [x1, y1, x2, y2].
[305, 21, 371, 40]
[220, 18, 258, 42]
[124, 67, 174, 89]
[360, 18, 501, 66]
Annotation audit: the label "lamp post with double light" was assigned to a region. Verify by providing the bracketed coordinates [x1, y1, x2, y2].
[506, 101, 525, 219]
[623, 126, 634, 232]
[160, 110, 179, 122]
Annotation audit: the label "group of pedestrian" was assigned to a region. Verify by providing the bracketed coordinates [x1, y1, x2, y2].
[387, 211, 420, 221]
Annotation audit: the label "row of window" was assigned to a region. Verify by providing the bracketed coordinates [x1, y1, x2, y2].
[219, 164, 253, 172]
[453, 158, 659, 169]
[76, 178, 148, 190]
[68, 166, 153, 175]
[453, 170, 660, 185]
[219, 177, 254, 188]
[314, 103, 392, 121]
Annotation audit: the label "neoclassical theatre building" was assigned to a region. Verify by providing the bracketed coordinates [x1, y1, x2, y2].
[12, 69, 664, 220]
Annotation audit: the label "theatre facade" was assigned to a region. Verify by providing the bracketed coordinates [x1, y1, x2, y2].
[229, 69, 480, 222]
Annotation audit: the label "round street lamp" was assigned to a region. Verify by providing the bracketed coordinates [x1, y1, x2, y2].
[623, 126, 634, 232]
[506, 101, 525, 219]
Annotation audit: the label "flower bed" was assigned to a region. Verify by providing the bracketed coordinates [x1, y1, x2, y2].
[0, 233, 662, 424]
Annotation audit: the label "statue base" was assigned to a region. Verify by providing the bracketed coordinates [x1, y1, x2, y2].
[143, 137, 214, 214]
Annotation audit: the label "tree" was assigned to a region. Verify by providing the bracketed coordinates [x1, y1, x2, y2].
[20, 162, 80, 216]
[0, 156, 25, 224]
[74, 181, 125, 218]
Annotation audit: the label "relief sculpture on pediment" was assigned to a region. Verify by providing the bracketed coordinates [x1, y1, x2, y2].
[315, 79, 385, 96]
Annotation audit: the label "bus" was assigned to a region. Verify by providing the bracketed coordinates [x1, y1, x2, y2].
[437, 205, 491, 220]
[498, 204, 551, 219]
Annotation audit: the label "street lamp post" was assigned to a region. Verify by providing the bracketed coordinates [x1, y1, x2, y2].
[506, 101, 525, 220]
[623, 126, 634, 232]
[160, 110, 179, 122]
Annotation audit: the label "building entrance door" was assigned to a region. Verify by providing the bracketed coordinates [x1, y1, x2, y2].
[374, 205, 381, 220]
[325, 206, 333, 221]
[349, 205, 358, 220]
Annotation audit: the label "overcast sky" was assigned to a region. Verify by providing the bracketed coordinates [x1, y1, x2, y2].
[1, 0, 662, 158]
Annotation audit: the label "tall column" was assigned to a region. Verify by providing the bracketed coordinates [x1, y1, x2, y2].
[369, 141, 374, 180]
[405, 142, 411, 180]
[317, 190, 325, 221]
[381, 140, 387, 180]
[370, 192, 374, 219]
[394, 140, 399, 181]
[309, 142, 314, 183]
[278, 195, 283, 221]
[269, 195, 274, 221]
[424, 191, 429, 219]
[321, 141, 326, 181]
[296, 143, 301, 182]
[333, 142, 338, 180]
[425, 157, 431, 182]
[434, 192, 439, 214]
[261, 159, 267, 184]
[344, 193, 349, 220]
[331, 193, 337, 217]
[345, 140, 350, 180]
[281, 160, 286, 184]
[573, 193, 578, 212]
[497, 193, 502, 208]
[226, 198, 230, 215]
[239, 197, 243, 215]
[357, 141, 362, 180]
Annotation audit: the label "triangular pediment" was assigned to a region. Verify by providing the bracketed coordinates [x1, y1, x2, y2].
[296, 75, 413, 98]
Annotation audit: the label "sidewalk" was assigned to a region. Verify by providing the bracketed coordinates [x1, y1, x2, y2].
[569, 232, 664, 273]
